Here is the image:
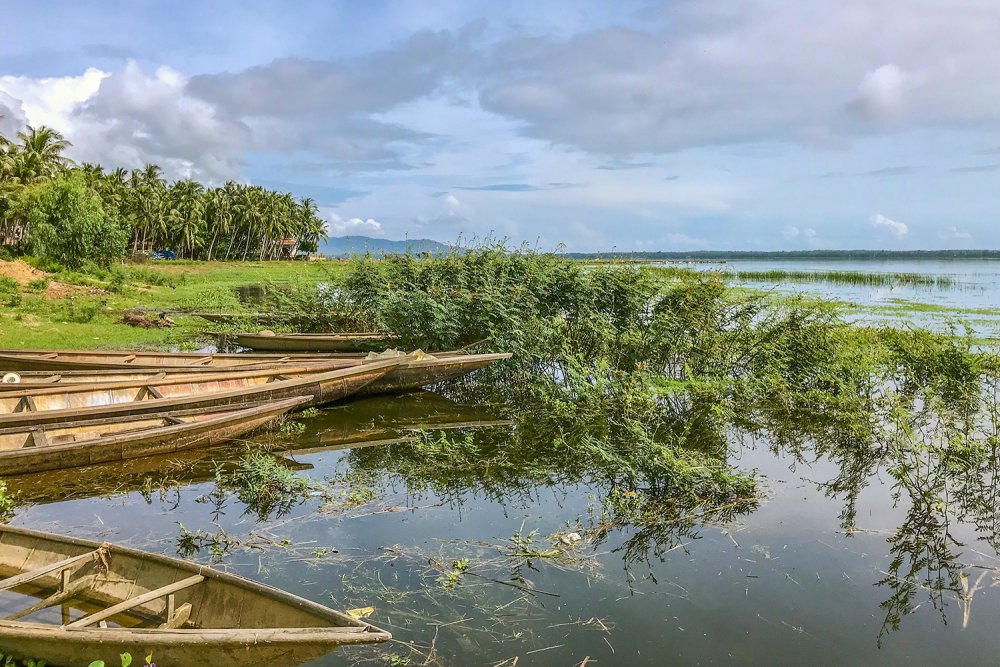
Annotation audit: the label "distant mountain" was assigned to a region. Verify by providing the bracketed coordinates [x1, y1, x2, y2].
[320, 236, 451, 258]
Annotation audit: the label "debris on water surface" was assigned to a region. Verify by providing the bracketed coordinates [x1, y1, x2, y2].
[347, 606, 376, 620]
[559, 532, 583, 546]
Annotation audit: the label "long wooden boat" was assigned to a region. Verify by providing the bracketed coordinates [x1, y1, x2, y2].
[0, 359, 403, 428]
[0, 525, 390, 666]
[0, 353, 510, 399]
[0, 347, 467, 373]
[0, 397, 309, 476]
[232, 332, 401, 352]
[0, 348, 369, 372]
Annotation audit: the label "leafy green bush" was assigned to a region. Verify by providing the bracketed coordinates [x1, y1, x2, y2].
[13, 173, 129, 269]
[25, 277, 49, 292]
[62, 297, 104, 323]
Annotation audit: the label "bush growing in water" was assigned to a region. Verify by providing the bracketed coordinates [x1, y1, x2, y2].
[265, 244, 991, 549]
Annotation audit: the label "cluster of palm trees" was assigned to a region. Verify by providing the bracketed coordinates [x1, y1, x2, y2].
[1, 122, 327, 260]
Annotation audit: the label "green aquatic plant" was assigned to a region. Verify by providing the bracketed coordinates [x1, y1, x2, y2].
[214, 450, 310, 521]
[725, 268, 957, 288]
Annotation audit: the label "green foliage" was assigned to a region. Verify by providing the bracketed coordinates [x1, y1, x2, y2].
[0, 276, 18, 294]
[61, 297, 104, 323]
[727, 267, 956, 288]
[215, 451, 310, 520]
[0, 481, 15, 521]
[14, 172, 129, 268]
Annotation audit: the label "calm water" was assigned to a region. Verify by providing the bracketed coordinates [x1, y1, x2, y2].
[715, 259, 1000, 338]
[7, 261, 1000, 665]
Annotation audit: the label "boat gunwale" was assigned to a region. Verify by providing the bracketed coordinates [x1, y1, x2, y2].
[0, 358, 407, 401]
[0, 358, 404, 428]
[0, 395, 309, 443]
[0, 525, 390, 641]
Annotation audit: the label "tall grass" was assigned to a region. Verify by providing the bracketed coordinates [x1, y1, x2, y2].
[727, 268, 957, 288]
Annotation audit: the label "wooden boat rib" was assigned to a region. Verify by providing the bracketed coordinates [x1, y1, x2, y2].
[0, 525, 389, 666]
[0, 397, 310, 476]
[233, 332, 402, 352]
[0, 358, 404, 428]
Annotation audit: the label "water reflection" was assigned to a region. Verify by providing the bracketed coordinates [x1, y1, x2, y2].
[9, 378, 1000, 663]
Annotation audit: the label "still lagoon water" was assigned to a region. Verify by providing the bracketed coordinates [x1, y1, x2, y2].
[7, 260, 1000, 666]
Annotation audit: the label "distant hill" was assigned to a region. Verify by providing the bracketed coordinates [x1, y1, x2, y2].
[320, 236, 450, 258]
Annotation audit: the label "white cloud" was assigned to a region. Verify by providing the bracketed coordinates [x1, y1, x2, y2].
[937, 225, 972, 240]
[849, 64, 910, 123]
[479, 1, 1000, 154]
[869, 213, 909, 238]
[322, 209, 384, 236]
[0, 68, 106, 130]
[783, 225, 818, 240]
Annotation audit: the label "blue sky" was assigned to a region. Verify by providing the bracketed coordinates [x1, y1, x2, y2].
[2, 0, 999, 251]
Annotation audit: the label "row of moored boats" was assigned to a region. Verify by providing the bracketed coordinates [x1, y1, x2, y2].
[0, 336, 510, 666]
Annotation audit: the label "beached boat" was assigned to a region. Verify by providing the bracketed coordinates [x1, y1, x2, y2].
[0, 397, 309, 476]
[232, 332, 402, 352]
[0, 359, 403, 428]
[0, 353, 510, 399]
[0, 525, 390, 666]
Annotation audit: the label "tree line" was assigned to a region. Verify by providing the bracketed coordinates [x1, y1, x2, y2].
[0, 122, 326, 268]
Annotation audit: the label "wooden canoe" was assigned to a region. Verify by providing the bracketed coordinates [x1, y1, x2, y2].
[0, 353, 511, 398]
[0, 397, 310, 476]
[0, 348, 369, 372]
[354, 352, 511, 397]
[0, 358, 404, 428]
[0, 347, 466, 373]
[233, 332, 401, 352]
[0, 525, 389, 666]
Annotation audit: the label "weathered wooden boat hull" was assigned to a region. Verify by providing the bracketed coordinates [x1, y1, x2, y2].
[0, 397, 309, 476]
[233, 332, 401, 352]
[0, 525, 389, 667]
[0, 361, 360, 390]
[0, 353, 508, 397]
[359, 353, 512, 396]
[0, 359, 402, 428]
[0, 347, 463, 373]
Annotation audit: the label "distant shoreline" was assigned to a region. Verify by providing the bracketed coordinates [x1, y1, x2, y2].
[563, 249, 1000, 261]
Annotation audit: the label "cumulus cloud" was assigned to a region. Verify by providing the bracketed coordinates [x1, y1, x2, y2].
[70, 62, 250, 180]
[937, 225, 972, 240]
[0, 68, 105, 130]
[322, 209, 384, 236]
[0, 91, 27, 136]
[869, 213, 909, 238]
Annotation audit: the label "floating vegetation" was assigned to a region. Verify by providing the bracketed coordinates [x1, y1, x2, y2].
[214, 450, 311, 520]
[726, 268, 958, 288]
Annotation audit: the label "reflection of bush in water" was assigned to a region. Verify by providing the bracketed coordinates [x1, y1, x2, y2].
[270, 244, 1000, 622]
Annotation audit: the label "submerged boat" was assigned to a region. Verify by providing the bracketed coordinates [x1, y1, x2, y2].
[0, 397, 309, 476]
[0, 353, 511, 399]
[0, 359, 403, 428]
[232, 331, 402, 352]
[0, 525, 390, 666]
